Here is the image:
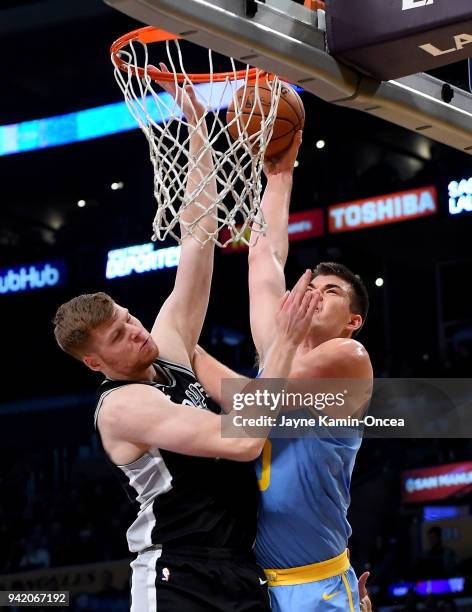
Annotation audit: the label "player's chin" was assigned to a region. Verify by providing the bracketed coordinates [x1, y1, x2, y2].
[149, 341, 160, 361]
[139, 341, 159, 365]
[309, 318, 327, 334]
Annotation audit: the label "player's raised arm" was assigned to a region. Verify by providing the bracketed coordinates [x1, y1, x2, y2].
[151, 65, 218, 365]
[248, 131, 303, 366]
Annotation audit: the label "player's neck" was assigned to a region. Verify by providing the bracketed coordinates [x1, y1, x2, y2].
[105, 363, 165, 384]
[134, 364, 168, 384]
[297, 335, 328, 353]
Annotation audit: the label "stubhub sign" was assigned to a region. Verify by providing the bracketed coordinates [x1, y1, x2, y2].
[0, 260, 66, 295]
[106, 243, 181, 279]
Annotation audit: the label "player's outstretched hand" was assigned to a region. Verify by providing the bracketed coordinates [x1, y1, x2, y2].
[148, 63, 206, 124]
[264, 130, 302, 178]
[275, 269, 320, 347]
[359, 571, 372, 612]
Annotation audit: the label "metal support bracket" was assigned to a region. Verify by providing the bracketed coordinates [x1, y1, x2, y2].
[105, 0, 472, 154]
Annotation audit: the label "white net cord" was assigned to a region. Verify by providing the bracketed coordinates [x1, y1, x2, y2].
[112, 37, 282, 246]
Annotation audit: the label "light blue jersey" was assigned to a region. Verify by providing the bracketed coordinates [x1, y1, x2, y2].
[254, 433, 361, 568]
[254, 428, 362, 612]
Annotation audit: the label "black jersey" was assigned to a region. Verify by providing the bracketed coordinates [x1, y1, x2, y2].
[94, 356, 259, 554]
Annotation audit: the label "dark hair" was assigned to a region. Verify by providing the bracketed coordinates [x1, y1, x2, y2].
[312, 262, 369, 334]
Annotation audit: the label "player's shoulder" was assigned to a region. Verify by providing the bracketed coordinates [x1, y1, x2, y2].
[294, 337, 371, 378]
[320, 337, 370, 360]
[99, 382, 165, 426]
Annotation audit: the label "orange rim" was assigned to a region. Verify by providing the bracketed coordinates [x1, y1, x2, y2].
[111, 25, 267, 84]
[303, 0, 326, 9]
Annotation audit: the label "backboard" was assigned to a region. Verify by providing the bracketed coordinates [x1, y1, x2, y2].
[104, 0, 472, 154]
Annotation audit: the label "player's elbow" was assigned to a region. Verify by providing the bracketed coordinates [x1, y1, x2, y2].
[232, 438, 263, 462]
[248, 243, 271, 266]
[249, 251, 286, 281]
[218, 437, 263, 462]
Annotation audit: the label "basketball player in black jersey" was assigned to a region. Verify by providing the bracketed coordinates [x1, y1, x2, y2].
[53, 67, 319, 612]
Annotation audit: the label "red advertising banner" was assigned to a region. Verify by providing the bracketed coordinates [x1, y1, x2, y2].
[328, 186, 437, 233]
[221, 208, 324, 253]
[402, 462, 472, 504]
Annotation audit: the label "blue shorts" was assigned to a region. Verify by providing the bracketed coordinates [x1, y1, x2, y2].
[268, 566, 359, 612]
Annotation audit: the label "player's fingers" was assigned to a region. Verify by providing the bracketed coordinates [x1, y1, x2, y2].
[311, 288, 322, 309]
[290, 130, 303, 154]
[283, 129, 303, 165]
[358, 572, 370, 598]
[147, 64, 163, 80]
[298, 290, 312, 315]
[294, 269, 312, 290]
[185, 85, 202, 115]
[299, 291, 317, 325]
[306, 289, 319, 316]
[153, 63, 177, 96]
[278, 290, 291, 312]
[291, 269, 312, 304]
[361, 596, 372, 612]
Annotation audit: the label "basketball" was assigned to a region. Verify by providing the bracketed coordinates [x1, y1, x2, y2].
[226, 82, 305, 158]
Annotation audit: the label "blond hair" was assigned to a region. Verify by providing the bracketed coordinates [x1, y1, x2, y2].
[53, 292, 115, 359]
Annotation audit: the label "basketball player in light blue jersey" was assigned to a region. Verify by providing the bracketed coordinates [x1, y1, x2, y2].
[193, 131, 373, 611]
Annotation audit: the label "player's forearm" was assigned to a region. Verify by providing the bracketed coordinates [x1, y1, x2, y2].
[181, 121, 218, 240]
[193, 345, 246, 408]
[260, 334, 297, 380]
[247, 174, 293, 361]
[224, 336, 298, 459]
[249, 173, 293, 267]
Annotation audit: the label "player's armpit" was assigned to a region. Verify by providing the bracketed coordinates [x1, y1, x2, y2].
[98, 383, 259, 462]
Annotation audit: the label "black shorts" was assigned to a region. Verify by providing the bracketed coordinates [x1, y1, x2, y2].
[130, 545, 271, 612]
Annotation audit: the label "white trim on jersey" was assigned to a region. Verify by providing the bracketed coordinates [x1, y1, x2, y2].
[93, 387, 118, 429]
[121, 449, 173, 553]
[130, 547, 163, 612]
[156, 356, 196, 378]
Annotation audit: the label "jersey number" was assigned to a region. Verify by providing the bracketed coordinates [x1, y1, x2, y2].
[258, 440, 272, 492]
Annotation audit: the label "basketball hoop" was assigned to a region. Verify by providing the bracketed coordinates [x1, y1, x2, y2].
[111, 26, 282, 246]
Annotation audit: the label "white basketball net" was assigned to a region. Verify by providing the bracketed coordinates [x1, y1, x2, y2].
[112, 36, 282, 246]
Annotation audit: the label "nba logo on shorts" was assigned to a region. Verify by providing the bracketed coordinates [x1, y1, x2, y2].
[402, 0, 433, 10]
[161, 567, 170, 582]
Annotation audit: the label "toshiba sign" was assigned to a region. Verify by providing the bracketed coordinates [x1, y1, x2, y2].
[328, 187, 437, 233]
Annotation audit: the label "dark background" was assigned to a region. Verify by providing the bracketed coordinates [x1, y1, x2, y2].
[1, 1, 472, 610]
